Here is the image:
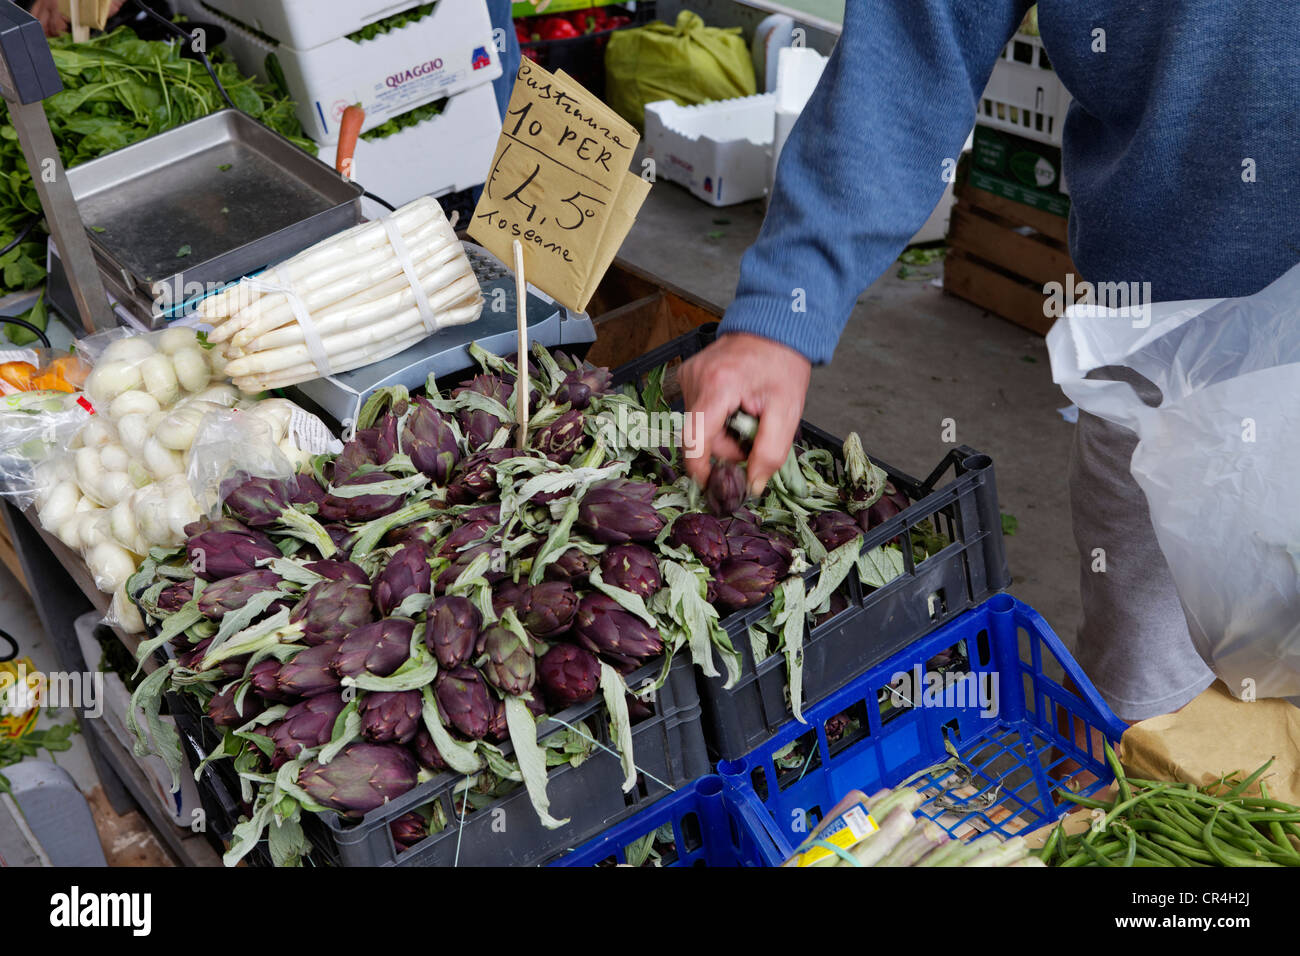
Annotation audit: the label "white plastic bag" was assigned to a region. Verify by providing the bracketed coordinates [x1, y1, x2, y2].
[1048, 262, 1300, 703]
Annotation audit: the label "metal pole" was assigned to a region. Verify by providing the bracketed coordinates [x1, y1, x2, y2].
[0, 2, 114, 334]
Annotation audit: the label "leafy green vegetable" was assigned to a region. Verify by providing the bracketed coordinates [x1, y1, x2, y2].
[176, 244, 192, 258]
[359, 98, 446, 142]
[898, 245, 947, 266]
[0, 26, 315, 301]
[217, 163, 232, 172]
[347, 4, 437, 43]
[5, 289, 45, 345]
[1001, 512, 1018, 536]
[0, 721, 80, 795]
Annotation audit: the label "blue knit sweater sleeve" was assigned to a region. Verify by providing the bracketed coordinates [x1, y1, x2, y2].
[719, 0, 1031, 365]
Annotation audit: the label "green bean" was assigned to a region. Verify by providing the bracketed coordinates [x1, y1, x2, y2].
[1224, 757, 1274, 798]
[1121, 826, 1138, 867]
[1133, 836, 1189, 867]
[1149, 803, 1203, 841]
[1148, 833, 1216, 865]
[1081, 837, 1118, 866]
[1104, 741, 1131, 804]
[1203, 808, 1282, 867]
[1039, 822, 1063, 863]
[1057, 790, 1112, 811]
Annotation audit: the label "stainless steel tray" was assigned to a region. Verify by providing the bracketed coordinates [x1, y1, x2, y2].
[65, 109, 361, 304]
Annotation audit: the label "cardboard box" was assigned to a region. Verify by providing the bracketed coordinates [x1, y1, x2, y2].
[193, 0, 502, 144]
[326, 82, 502, 206]
[969, 124, 1070, 218]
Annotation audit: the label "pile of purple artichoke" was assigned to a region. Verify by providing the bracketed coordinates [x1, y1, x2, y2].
[128, 341, 922, 867]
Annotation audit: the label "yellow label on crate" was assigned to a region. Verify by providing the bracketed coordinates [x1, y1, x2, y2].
[0, 658, 45, 740]
[793, 805, 879, 866]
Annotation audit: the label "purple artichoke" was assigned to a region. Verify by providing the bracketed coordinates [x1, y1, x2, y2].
[157, 580, 195, 613]
[324, 523, 358, 553]
[538, 643, 601, 709]
[288, 473, 328, 509]
[332, 618, 415, 679]
[576, 479, 664, 545]
[462, 503, 501, 523]
[476, 624, 536, 696]
[544, 547, 597, 584]
[520, 581, 579, 637]
[207, 685, 265, 727]
[412, 728, 447, 772]
[384, 519, 445, 549]
[184, 516, 280, 581]
[391, 811, 430, 852]
[403, 396, 460, 483]
[437, 519, 492, 558]
[553, 356, 612, 409]
[627, 694, 655, 725]
[272, 692, 347, 768]
[446, 448, 519, 505]
[290, 579, 375, 646]
[299, 743, 418, 818]
[304, 558, 370, 586]
[275, 641, 343, 698]
[197, 569, 285, 621]
[250, 657, 293, 702]
[359, 690, 423, 744]
[434, 542, 505, 593]
[573, 593, 663, 672]
[320, 471, 407, 522]
[705, 461, 748, 516]
[424, 595, 481, 668]
[599, 544, 662, 598]
[454, 374, 512, 451]
[669, 513, 729, 569]
[858, 482, 910, 532]
[711, 559, 779, 612]
[725, 525, 793, 574]
[531, 409, 586, 464]
[491, 578, 528, 616]
[434, 666, 495, 740]
[176, 638, 245, 678]
[220, 475, 294, 528]
[374, 542, 432, 616]
[812, 510, 861, 551]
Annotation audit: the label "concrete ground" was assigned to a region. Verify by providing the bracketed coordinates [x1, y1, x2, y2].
[619, 183, 1083, 650]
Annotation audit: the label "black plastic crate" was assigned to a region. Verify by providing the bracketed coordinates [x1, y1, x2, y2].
[610, 325, 1011, 760]
[169, 654, 707, 867]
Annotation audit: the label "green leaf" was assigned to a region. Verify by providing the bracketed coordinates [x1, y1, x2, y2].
[774, 576, 807, 722]
[176, 244, 191, 258]
[420, 686, 482, 774]
[504, 696, 568, 829]
[858, 545, 905, 589]
[599, 663, 636, 792]
[1001, 512, 1019, 535]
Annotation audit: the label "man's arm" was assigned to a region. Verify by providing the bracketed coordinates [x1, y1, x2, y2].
[683, 0, 1030, 491]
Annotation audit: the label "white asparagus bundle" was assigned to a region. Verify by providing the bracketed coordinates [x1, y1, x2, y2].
[215, 197, 484, 391]
[219, 216, 456, 348]
[242, 245, 471, 353]
[232, 297, 482, 392]
[201, 197, 439, 326]
[228, 277, 483, 387]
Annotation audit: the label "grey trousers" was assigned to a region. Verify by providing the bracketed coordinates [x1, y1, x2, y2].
[1068, 410, 1215, 721]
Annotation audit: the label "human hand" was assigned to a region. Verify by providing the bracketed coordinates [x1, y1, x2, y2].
[679, 332, 812, 496]
[29, 0, 69, 37]
[30, 1, 128, 38]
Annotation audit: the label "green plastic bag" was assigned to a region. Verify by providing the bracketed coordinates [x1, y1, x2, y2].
[605, 11, 757, 130]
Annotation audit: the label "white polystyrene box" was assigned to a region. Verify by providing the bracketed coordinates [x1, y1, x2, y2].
[198, 0, 425, 51]
[191, 0, 502, 144]
[644, 94, 776, 207]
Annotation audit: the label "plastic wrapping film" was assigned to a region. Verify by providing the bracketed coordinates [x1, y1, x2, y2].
[1048, 261, 1300, 703]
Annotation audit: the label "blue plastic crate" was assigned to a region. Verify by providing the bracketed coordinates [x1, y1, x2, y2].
[720, 594, 1128, 861]
[551, 775, 781, 867]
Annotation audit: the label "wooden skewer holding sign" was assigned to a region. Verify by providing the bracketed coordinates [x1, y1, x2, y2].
[513, 239, 529, 449]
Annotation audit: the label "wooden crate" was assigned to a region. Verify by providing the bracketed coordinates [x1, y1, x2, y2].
[584, 258, 721, 372]
[0, 519, 29, 595]
[943, 168, 1078, 335]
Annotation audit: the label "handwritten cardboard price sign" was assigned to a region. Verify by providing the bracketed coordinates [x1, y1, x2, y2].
[470, 61, 651, 314]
